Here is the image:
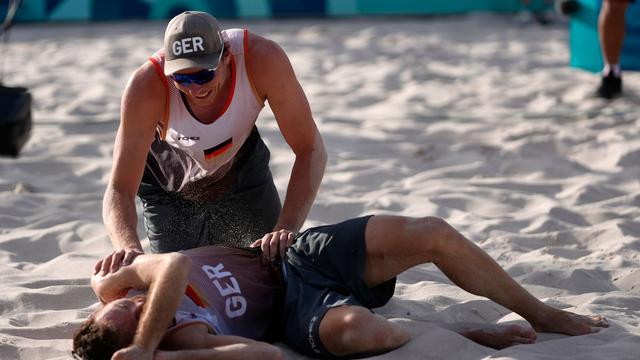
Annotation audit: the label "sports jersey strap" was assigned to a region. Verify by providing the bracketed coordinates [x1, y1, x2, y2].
[243, 29, 263, 106]
[148, 56, 170, 140]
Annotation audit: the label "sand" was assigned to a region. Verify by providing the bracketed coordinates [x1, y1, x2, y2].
[1, 14, 639, 360]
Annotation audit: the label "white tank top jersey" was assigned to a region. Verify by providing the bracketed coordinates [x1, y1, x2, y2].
[147, 29, 264, 193]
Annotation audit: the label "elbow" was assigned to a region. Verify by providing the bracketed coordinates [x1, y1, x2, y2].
[168, 253, 192, 276]
[309, 137, 327, 170]
[316, 136, 327, 172]
[315, 133, 327, 160]
[176, 253, 192, 271]
[317, 142, 327, 166]
[317, 145, 327, 178]
[298, 132, 327, 162]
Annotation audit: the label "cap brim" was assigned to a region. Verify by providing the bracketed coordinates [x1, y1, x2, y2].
[164, 55, 221, 76]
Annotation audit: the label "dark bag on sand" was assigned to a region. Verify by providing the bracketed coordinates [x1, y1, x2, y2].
[0, 85, 32, 157]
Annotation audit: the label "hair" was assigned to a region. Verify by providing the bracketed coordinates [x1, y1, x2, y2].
[71, 318, 131, 360]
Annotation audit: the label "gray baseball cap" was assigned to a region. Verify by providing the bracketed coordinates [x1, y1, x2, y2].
[163, 11, 224, 75]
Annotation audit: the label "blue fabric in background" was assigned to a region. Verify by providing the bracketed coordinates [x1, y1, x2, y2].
[570, 0, 640, 72]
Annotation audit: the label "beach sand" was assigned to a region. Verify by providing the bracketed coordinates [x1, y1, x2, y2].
[1, 14, 639, 359]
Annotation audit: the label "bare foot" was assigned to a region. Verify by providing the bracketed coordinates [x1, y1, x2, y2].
[457, 324, 537, 349]
[532, 308, 609, 336]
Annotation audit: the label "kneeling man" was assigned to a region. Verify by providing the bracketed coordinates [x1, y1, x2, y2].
[73, 215, 609, 360]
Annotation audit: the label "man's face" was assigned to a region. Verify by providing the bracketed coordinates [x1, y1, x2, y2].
[93, 294, 146, 338]
[172, 51, 231, 104]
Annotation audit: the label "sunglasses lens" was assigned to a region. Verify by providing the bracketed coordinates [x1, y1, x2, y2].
[173, 69, 216, 86]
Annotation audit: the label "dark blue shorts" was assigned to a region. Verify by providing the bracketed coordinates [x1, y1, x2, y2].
[281, 216, 396, 358]
[138, 127, 281, 252]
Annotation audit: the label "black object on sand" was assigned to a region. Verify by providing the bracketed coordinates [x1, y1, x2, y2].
[0, 0, 31, 157]
[0, 85, 32, 157]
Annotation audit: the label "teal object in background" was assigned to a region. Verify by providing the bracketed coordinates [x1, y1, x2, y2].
[235, 0, 271, 18]
[326, 0, 358, 16]
[147, 0, 236, 19]
[570, 0, 640, 72]
[12, 0, 555, 22]
[353, 0, 520, 15]
[48, 0, 90, 21]
[327, 0, 542, 16]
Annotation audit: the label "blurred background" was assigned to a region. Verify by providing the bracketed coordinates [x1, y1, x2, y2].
[6, 0, 556, 21]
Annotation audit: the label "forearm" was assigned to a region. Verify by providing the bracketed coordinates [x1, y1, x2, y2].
[103, 185, 142, 251]
[135, 254, 191, 353]
[158, 343, 281, 360]
[275, 140, 326, 232]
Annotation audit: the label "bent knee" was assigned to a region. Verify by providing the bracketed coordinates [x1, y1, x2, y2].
[339, 306, 374, 334]
[322, 306, 371, 343]
[416, 216, 452, 234]
[321, 306, 409, 356]
[413, 216, 462, 253]
[342, 311, 410, 352]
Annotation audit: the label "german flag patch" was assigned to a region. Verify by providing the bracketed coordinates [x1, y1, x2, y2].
[204, 138, 232, 160]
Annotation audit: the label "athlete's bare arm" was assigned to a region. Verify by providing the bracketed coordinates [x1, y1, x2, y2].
[247, 32, 327, 259]
[155, 323, 282, 360]
[92, 252, 191, 358]
[101, 62, 166, 271]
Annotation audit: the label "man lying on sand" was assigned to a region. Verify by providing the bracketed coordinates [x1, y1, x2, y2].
[73, 215, 608, 360]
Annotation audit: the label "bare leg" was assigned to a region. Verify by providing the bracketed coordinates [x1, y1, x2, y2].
[598, 0, 629, 66]
[319, 305, 410, 356]
[362, 216, 609, 336]
[318, 305, 537, 355]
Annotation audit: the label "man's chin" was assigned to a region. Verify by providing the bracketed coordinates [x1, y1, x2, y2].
[195, 89, 213, 99]
[188, 89, 214, 101]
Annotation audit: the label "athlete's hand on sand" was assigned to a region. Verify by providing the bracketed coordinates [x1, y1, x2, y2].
[250, 229, 295, 261]
[94, 247, 144, 275]
[111, 344, 153, 360]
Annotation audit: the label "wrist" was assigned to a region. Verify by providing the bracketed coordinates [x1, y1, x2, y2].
[117, 241, 143, 252]
[124, 246, 143, 252]
[132, 339, 156, 356]
[274, 222, 299, 233]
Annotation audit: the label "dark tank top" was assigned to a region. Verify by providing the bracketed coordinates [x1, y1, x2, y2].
[165, 246, 283, 340]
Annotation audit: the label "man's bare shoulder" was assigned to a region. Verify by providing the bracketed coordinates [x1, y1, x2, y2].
[247, 31, 278, 52]
[124, 61, 166, 100]
[119, 60, 168, 127]
[246, 31, 295, 100]
[247, 31, 291, 70]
